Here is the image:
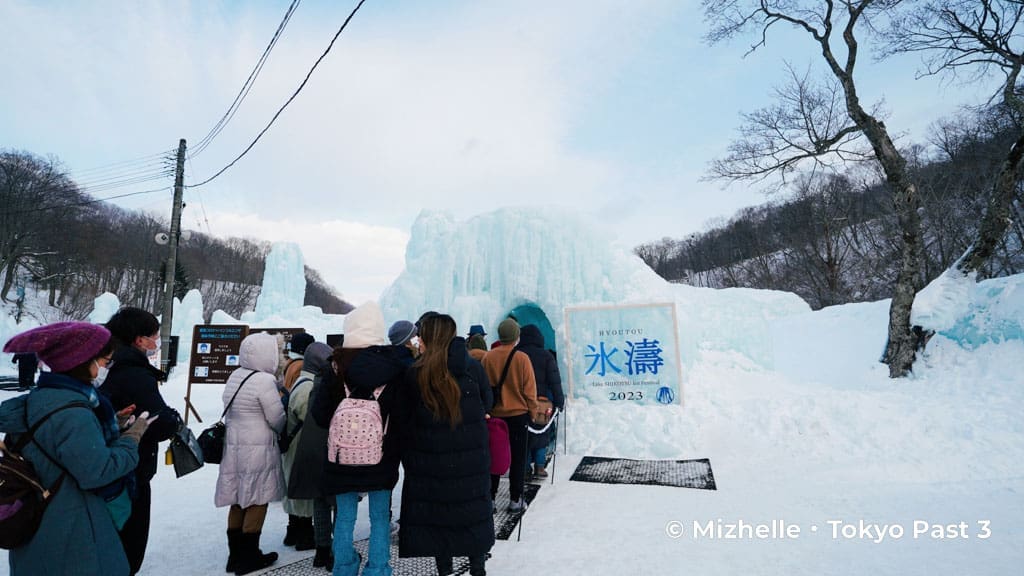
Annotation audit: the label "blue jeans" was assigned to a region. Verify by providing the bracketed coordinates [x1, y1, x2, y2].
[333, 490, 392, 576]
[531, 446, 547, 469]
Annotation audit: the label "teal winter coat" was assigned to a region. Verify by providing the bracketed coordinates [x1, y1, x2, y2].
[0, 387, 140, 576]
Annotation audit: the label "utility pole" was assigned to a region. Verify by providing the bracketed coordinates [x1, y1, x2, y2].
[159, 138, 187, 375]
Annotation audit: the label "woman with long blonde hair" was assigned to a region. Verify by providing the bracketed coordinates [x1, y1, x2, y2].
[396, 313, 494, 576]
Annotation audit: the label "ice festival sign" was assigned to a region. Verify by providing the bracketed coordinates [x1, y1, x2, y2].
[564, 303, 682, 406]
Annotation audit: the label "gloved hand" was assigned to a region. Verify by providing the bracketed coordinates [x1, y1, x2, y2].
[122, 411, 153, 444]
[116, 404, 137, 430]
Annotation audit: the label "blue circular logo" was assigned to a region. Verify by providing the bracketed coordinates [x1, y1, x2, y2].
[656, 386, 675, 404]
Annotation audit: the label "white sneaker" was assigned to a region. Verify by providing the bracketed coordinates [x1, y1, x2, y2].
[507, 497, 527, 512]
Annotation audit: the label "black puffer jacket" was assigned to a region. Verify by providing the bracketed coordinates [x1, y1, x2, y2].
[517, 324, 564, 410]
[310, 345, 407, 495]
[397, 337, 495, 558]
[100, 346, 181, 480]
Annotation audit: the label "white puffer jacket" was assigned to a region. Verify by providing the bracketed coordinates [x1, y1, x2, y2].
[215, 332, 287, 508]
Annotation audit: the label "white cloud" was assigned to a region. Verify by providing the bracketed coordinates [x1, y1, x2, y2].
[199, 211, 409, 305]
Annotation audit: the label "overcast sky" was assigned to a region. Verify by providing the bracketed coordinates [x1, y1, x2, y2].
[0, 1, 997, 304]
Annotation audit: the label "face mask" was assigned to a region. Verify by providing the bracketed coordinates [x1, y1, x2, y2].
[92, 361, 109, 388]
[145, 337, 162, 357]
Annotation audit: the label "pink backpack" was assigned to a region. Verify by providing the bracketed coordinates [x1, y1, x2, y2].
[327, 384, 388, 466]
[487, 417, 511, 475]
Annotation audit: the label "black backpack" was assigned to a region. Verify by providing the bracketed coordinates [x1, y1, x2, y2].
[0, 401, 89, 549]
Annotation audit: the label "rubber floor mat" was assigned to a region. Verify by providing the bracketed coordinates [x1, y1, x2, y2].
[569, 456, 716, 490]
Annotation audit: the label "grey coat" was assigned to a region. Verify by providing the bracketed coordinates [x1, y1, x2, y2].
[286, 343, 333, 500]
[214, 332, 287, 508]
[281, 369, 314, 516]
[0, 388, 140, 576]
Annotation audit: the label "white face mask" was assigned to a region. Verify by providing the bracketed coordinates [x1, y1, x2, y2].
[92, 361, 109, 388]
[144, 336, 162, 357]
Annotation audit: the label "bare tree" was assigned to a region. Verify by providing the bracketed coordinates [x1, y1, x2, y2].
[703, 0, 927, 377]
[886, 0, 1024, 277]
[708, 64, 874, 184]
[0, 151, 84, 301]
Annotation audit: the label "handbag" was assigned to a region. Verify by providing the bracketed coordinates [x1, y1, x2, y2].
[198, 370, 257, 465]
[168, 424, 204, 478]
[487, 417, 511, 475]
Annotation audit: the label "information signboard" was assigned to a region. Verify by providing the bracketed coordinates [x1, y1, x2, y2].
[188, 324, 248, 385]
[564, 303, 682, 406]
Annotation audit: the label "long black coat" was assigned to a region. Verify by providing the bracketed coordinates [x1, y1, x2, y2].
[100, 345, 181, 480]
[397, 338, 495, 558]
[310, 345, 406, 495]
[518, 324, 564, 410]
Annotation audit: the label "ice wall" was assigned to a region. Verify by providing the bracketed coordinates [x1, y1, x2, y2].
[935, 275, 1024, 348]
[87, 292, 121, 324]
[172, 290, 206, 365]
[380, 207, 810, 371]
[381, 207, 673, 333]
[251, 242, 306, 321]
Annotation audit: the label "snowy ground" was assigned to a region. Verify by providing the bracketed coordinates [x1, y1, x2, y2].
[2, 298, 1023, 575]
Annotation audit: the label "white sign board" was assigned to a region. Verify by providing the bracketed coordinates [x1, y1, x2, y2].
[564, 302, 682, 406]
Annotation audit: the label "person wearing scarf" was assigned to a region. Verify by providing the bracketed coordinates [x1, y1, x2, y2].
[0, 322, 150, 576]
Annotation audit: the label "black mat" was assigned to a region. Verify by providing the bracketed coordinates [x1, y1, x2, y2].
[494, 482, 541, 541]
[569, 456, 716, 490]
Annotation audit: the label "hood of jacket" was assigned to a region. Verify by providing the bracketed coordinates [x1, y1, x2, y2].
[0, 394, 28, 435]
[240, 332, 280, 374]
[344, 345, 407, 392]
[519, 324, 545, 349]
[343, 302, 388, 349]
[446, 336, 470, 377]
[303, 342, 332, 377]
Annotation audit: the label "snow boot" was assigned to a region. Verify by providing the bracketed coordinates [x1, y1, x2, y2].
[283, 514, 301, 546]
[294, 516, 316, 551]
[234, 532, 278, 575]
[534, 466, 548, 478]
[312, 545, 334, 569]
[225, 528, 243, 573]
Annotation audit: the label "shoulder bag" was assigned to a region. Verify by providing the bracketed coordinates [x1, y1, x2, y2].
[197, 370, 257, 464]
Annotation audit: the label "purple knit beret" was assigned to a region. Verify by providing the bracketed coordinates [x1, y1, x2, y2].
[3, 322, 111, 373]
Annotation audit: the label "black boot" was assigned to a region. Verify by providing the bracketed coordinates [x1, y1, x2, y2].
[312, 545, 334, 569]
[225, 528, 242, 573]
[294, 516, 316, 551]
[283, 514, 300, 546]
[234, 532, 278, 575]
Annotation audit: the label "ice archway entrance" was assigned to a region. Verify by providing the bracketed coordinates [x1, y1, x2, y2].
[509, 303, 557, 354]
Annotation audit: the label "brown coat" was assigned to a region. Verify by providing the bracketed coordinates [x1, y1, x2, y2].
[482, 346, 538, 418]
[282, 357, 304, 391]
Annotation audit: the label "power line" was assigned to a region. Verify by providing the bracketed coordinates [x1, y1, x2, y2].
[186, 153, 214, 236]
[189, 0, 302, 159]
[0, 186, 171, 217]
[74, 167, 175, 191]
[67, 150, 175, 178]
[71, 158, 173, 182]
[189, 0, 368, 189]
